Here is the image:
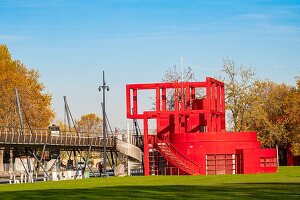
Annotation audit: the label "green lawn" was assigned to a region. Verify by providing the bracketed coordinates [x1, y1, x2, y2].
[0, 167, 299, 199]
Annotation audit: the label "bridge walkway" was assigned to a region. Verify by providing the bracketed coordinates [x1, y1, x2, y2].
[0, 127, 115, 150]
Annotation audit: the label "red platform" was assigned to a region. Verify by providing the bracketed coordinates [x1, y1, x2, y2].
[126, 77, 277, 175]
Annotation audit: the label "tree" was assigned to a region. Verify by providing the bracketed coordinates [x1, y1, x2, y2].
[221, 58, 257, 131]
[221, 58, 300, 152]
[242, 77, 300, 164]
[285, 76, 300, 154]
[75, 113, 103, 167]
[246, 81, 292, 147]
[0, 44, 54, 128]
[162, 65, 197, 110]
[162, 65, 195, 83]
[0, 44, 54, 171]
[221, 58, 300, 166]
[76, 113, 102, 136]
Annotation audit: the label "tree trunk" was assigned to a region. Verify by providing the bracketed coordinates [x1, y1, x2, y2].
[0, 150, 4, 171]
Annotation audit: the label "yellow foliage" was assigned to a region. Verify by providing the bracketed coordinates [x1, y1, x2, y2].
[0, 44, 54, 128]
[76, 113, 102, 134]
[246, 80, 300, 148]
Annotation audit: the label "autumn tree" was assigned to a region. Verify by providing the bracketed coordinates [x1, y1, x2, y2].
[0, 44, 54, 171]
[285, 76, 300, 154]
[246, 81, 292, 147]
[76, 113, 102, 136]
[75, 113, 103, 166]
[221, 58, 300, 155]
[221, 58, 257, 131]
[0, 44, 54, 128]
[245, 79, 300, 151]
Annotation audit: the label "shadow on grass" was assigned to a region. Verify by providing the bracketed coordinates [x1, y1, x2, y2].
[1, 183, 300, 200]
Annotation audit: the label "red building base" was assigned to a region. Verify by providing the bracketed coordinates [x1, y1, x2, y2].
[126, 77, 277, 175]
[287, 146, 300, 166]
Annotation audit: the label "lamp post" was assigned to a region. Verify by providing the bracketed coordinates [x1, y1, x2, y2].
[98, 71, 109, 176]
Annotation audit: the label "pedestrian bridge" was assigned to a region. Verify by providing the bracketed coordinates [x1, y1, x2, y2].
[0, 126, 115, 150]
[0, 126, 144, 182]
[0, 126, 143, 162]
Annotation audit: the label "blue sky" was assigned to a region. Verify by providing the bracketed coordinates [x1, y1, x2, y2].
[1, 0, 300, 129]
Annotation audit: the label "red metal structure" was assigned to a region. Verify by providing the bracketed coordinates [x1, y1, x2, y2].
[126, 77, 277, 175]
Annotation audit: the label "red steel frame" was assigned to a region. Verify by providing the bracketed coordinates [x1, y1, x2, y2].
[126, 77, 277, 175]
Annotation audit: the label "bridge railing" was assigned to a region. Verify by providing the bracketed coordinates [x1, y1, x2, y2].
[0, 126, 115, 148]
[115, 139, 143, 162]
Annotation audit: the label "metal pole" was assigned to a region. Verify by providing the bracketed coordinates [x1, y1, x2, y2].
[19, 156, 29, 175]
[103, 72, 107, 175]
[76, 150, 96, 177]
[64, 96, 72, 133]
[83, 145, 92, 172]
[36, 144, 46, 174]
[15, 88, 24, 133]
[98, 70, 109, 176]
[276, 144, 279, 168]
[103, 71, 106, 175]
[30, 149, 51, 180]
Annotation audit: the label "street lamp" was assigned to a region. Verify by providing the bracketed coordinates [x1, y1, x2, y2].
[98, 70, 109, 176]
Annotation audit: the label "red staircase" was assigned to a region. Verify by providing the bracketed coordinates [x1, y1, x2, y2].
[156, 141, 201, 175]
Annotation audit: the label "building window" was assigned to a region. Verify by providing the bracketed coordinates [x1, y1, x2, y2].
[206, 154, 236, 175]
[260, 157, 277, 167]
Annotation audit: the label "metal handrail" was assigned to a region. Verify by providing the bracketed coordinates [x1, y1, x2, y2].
[0, 126, 115, 148]
[168, 143, 200, 172]
[156, 137, 200, 174]
[115, 138, 143, 162]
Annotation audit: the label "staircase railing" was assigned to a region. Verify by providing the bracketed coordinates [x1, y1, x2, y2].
[167, 143, 201, 173]
[156, 137, 201, 174]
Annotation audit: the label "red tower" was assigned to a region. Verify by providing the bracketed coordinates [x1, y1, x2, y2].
[126, 77, 277, 175]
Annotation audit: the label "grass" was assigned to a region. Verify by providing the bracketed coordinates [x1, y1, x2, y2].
[0, 167, 299, 199]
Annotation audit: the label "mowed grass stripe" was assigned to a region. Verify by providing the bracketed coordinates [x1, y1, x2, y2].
[0, 167, 299, 199]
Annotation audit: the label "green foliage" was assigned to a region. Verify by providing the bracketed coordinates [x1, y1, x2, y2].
[0, 167, 299, 199]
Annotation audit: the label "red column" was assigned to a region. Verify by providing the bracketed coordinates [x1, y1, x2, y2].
[206, 78, 211, 110]
[175, 85, 179, 111]
[156, 87, 160, 112]
[191, 87, 195, 111]
[180, 85, 185, 111]
[174, 114, 180, 134]
[216, 84, 221, 131]
[162, 88, 166, 111]
[186, 85, 190, 110]
[191, 87, 195, 101]
[216, 85, 220, 112]
[211, 82, 215, 111]
[206, 78, 211, 132]
[133, 89, 138, 116]
[220, 85, 225, 130]
[126, 86, 131, 117]
[221, 85, 225, 112]
[143, 116, 149, 176]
